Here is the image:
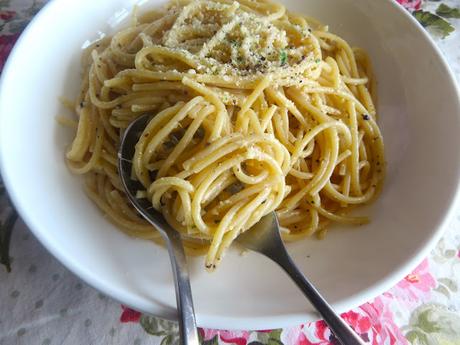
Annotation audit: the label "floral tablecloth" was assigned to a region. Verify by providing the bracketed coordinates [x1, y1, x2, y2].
[1, 0, 460, 344]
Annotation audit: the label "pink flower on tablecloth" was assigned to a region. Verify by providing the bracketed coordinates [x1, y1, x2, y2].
[199, 328, 251, 345]
[296, 331, 311, 345]
[0, 10, 16, 21]
[280, 296, 407, 345]
[360, 297, 408, 345]
[0, 33, 20, 71]
[312, 321, 330, 344]
[281, 320, 335, 345]
[395, 0, 422, 11]
[341, 310, 372, 334]
[120, 305, 141, 323]
[393, 259, 436, 301]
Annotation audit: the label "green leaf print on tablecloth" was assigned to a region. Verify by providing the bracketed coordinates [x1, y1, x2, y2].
[404, 304, 460, 345]
[0, 177, 17, 272]
[413, 10, 455, 37]
[140, 314, 180, 344]
[436, 3, 460, 18]
[433, 278, 458, 299]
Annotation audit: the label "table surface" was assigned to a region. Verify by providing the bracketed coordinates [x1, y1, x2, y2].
[1, 0, 460, 344]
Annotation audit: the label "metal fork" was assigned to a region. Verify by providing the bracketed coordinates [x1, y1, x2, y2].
[237, 212, 367, 345]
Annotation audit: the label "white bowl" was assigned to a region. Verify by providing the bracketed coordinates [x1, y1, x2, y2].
[1, 0, 460, 330]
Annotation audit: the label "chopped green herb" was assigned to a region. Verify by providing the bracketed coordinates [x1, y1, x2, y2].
[315, 58, 321, 63]
[413, 10, 455, 38]
[280, 50, 288, 66]
[436, 3, 460, 19]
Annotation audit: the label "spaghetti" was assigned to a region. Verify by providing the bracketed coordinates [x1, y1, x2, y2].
[66, 0, 385, 270]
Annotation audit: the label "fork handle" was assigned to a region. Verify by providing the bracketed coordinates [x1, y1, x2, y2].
[268, 250, 367, 345]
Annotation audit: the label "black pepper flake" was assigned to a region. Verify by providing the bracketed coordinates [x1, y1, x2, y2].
[149, 170, 157, 180]
[226, 181, 245, 195]
[194, 126, 205, 140]
[362, 114, 370, 120]
[171, 128, 185, 142]
[315, 159, 320, 163]
[163, 140, 177, 150]
[80, 102, 85, 108]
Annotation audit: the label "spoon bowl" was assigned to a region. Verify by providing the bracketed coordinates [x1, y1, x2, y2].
[118, 114, 199, 345]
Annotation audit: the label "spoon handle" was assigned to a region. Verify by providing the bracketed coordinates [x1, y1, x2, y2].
[267, 249, 367, 345]
[165, 230, 200, 345]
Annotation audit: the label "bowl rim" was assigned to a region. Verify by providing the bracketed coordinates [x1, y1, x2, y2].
[1, 0, 460, 330]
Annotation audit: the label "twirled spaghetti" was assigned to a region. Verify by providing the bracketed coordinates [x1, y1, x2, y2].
[65, 0, 385, 270]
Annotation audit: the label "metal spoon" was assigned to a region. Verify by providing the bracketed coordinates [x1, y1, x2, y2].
[237, 212, 367, 345]
[118, 114, 199, 345]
